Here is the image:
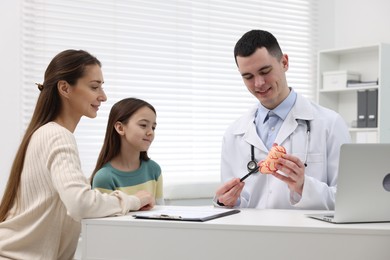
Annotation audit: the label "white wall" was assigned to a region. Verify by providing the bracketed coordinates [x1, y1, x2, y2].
[318, 0, 390, 50]
[318, 0, 335, 50]
[0, 1, 21, 199]
[334, 0, 390, 48]
[1, 0, 390, 200]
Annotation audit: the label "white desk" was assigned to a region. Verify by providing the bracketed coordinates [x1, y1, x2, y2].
[81, 206, 390, 260]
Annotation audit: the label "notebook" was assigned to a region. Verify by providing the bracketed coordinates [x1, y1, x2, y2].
[307, 143, 390, 224]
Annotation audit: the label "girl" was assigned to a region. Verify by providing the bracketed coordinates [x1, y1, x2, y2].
[91, 98, 164, 205]
[0, 50, 155, 260]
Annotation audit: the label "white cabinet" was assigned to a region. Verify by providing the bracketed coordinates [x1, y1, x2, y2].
[317, 43, 390, 143]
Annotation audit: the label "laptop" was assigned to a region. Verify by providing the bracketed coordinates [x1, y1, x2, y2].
[307, 143, 390, 224]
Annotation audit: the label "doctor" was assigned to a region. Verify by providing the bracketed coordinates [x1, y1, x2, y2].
[215, 30, 351, 210]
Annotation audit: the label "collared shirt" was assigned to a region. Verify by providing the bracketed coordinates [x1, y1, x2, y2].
[254, 88, 297, 150]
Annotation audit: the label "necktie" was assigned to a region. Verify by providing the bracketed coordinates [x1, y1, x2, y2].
[263, 111, 279, 150]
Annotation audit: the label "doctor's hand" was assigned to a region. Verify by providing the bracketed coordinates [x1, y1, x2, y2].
[215, 178, 244, 207]
[273, 153, 305, 195]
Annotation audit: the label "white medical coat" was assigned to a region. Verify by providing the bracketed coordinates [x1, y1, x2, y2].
[221, 93, 351, 210]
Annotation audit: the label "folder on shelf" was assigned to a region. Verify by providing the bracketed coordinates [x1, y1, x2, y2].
[133, 206, 240, 222]
[367, 89, 378, 127]
[357, 90, 368, 127]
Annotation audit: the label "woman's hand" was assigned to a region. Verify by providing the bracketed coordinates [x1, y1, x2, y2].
[134, 190, 155, 211]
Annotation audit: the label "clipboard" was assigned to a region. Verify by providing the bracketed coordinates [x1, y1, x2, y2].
[132, 207, 240, 222]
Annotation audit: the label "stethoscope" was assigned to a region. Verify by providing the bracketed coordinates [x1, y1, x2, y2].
[246, 119, 311, 172]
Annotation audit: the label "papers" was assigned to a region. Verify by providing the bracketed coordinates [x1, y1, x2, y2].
[132, 206, 240, 222]
[346, 79, 378, 88]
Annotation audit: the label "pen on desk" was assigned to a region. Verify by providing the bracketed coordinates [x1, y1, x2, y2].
[159, 214, 182, 220]
[240, 165, 260, 182]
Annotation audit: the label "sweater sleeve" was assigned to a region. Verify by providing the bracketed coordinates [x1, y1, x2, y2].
[45, 125, 141, 221]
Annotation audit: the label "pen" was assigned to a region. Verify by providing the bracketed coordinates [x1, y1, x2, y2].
[159, 214, 182, 220]
[240, 165, 260, 182]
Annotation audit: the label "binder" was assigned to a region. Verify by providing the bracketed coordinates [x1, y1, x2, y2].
[367, 89, 378, 127]
[133, 207, 240, 222]
[357, 90, 368, 128]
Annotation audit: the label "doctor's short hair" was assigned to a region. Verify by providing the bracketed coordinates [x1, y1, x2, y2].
[233, 30, 283, 65]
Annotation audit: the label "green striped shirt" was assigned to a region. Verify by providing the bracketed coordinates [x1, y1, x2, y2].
[92, 160, 164, 205]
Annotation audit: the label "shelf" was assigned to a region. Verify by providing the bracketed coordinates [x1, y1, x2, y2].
[349, 128, 377, 132]
[317, 43, 390, 143]
[319, 85, 379, 93]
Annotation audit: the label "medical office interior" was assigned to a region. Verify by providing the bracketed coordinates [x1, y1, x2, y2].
[4, 0, 390, 205]
[1, 0, 390, 257]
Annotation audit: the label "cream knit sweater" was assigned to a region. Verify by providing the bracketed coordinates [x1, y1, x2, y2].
[0, 122, 141, 260]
